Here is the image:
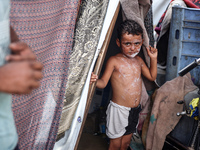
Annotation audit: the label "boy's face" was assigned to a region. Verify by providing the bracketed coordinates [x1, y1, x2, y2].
[116, 33, 143, 58]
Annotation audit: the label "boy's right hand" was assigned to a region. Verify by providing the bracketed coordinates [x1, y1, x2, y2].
[90, 72, 98, 84]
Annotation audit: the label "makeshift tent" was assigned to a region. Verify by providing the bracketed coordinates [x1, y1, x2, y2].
[55, 0, 155, 149]
[10, 0, 154, 149]
[54, 0, 119, 149]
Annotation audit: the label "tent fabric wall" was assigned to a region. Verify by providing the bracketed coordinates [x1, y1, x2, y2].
[55, 1, 120, 149]
[57, 0, 109, 137]
[56, 1, 155, 149]
[55, 3, 120, 149]
[10, 0, 80, 149]
[9, 0, 154, 149]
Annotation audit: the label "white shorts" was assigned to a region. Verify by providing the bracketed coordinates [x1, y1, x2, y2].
[106, 101, 141, 139]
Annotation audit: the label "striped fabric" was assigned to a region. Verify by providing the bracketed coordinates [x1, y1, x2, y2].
[10, 0, 80, 149]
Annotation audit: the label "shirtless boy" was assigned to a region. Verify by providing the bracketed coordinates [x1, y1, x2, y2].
[90, 20, 157, 150]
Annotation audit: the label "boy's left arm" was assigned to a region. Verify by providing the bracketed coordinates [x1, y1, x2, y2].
[139, 46, 157, 81]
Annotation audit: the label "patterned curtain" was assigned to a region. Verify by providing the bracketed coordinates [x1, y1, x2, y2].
[58, 0, 109, 137]
[10, 0, 80, 149]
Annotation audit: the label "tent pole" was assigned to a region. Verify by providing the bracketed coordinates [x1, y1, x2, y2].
[74, 3, 120, 150]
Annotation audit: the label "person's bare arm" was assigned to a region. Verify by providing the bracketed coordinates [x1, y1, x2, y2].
[90, 56, 115, 89]
[139, 46, 157, 81]
[0, 26, 43, 94]
[0, 61, 43, 94]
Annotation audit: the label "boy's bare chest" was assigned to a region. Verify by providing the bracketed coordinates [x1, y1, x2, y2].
[114, 59, 141, 78]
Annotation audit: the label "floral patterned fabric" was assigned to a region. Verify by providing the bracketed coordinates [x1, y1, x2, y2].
[58, 0, 109, 136]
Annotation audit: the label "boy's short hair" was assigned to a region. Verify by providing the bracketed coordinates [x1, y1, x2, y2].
[117, 19, 143, 41]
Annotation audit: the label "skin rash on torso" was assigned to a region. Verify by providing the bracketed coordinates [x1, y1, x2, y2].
[110, 54, 142, 108]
